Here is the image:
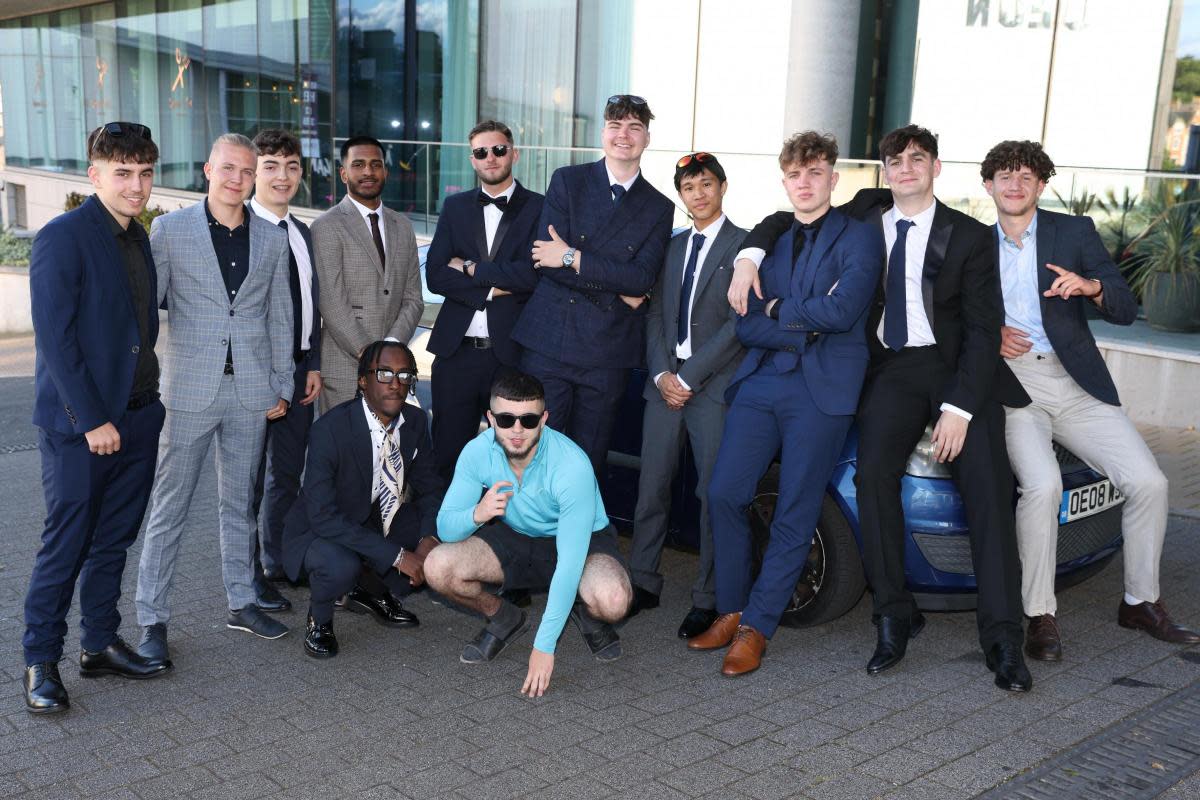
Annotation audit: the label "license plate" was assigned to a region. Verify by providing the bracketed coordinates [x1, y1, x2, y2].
[1059, 479, 1124, 524]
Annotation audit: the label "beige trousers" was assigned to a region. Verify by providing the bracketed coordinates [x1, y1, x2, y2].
[1004, 351, 1168, 616]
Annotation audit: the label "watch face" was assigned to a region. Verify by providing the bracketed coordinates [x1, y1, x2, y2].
[563, 251, 574, 266]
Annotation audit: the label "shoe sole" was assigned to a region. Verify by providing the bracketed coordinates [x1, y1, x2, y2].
[591, 642, 622, 662]
[79, 665, 172, 680]
[257, 603, 293, 614]
[26, 702, 69, 715]
[226, 623, 289, 640]
[1024, 645, 1063, 662]
[460, 618, 530, 664]
[721, 663, 761, 678]
[304, 646, 337, 659]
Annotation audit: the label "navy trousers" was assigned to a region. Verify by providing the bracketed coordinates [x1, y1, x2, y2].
[708, 366, 852, 638]
[520, 349, 628, 477]
[431, 344, 509, 481]
[24, 400, 165, 665]
[253, 362, 314, 578]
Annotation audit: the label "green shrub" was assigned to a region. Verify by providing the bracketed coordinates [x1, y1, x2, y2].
[0, 231, 33, 267]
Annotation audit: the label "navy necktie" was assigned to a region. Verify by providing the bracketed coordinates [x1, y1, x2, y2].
[611, 184, 626, 207]
[677, 232, 706, 345]
[884, 218, 915, 351]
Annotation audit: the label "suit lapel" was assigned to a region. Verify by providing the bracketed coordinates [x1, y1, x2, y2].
[489, 182, 528, 260]
[466, 192, 489, 262]
[84, 198, 137, 321]
[922, 201, 954, 327]
[663, 233, 688, 339]
[383, 209, 404, 281]
[350, 400, 374, 491]
[340, 197, 385, 278]
[800, 210, 846, 298]
[1035, 209, 1056, 295]
[691, 218, 737, 302]
[585, 159, 618, 238]
[190, 202, 225, 298]
[240, 214, 263, 308]
[597, 172, 654, 241]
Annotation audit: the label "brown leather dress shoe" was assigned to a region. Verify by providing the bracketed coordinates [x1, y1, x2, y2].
[721, 625, 766, 677]
[1024, 614, 1063, 661]
[1118, 599, 1200, 644]
[687, 612, 741, 651]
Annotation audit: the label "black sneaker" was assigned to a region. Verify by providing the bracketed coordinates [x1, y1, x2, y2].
[227, 606, 289, 639]
[569, 603, 622, 662]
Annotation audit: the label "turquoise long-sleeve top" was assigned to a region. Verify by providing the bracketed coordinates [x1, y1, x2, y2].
[437, 426, 609, 653]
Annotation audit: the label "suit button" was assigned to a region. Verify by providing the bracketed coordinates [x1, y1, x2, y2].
[221, 339, 228, 346]
[229, 310, 235, 316]
[579, 234, 586, 241]
[132, 345, 140, 354]
[569, 298, 575, 304]
[383, 289, 389, 295]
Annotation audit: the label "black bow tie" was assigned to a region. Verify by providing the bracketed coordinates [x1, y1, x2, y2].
[478, 193, 509, 209]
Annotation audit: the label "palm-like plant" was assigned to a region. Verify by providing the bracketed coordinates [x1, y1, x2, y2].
[1125, 181, 1200, 297]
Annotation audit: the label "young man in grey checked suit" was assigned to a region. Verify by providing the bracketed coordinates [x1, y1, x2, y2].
[135, 133, 295, 661]
[312, 135, 424, 411]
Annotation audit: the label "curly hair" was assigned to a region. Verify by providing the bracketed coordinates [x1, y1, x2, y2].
[779, 131, 838, 169]
[980, 140, 1056, 183]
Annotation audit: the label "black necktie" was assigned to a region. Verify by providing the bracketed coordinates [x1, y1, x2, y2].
[478, 192, 508, 209]
[279, 219, 303, 357]
[611, 184, 626, 207]
[677, 232, 706, 345]
[368, 211, 386, 270]
[884, 219, 915, 351]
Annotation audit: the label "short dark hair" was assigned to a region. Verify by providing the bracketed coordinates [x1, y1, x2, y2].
[357, 340, 416, 381]
[879, 124, 939, 162]
[253, 129, 302, 158]
[980, 140, 1057, 183]
[468, 120, 514, 144]
[490, 370, 545, 404]
[87, 122, 159, 164]
[605, 95, 654, 128]
[674, 153, 727, 191]
[341, 135, 385, 162]
[779, 131, 838, 170]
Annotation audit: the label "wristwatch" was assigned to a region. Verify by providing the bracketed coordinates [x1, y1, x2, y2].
[462, 259, 476, 276]
[561, 248, 576, 268]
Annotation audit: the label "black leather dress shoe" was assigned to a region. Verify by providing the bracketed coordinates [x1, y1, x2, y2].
[255, 580, 292, 613]
[80, 638, 172, 679]
[866, 613, 926, 675]
[344, 588, 419, 628]
[626, 587, 661, 620]
[24, 662, 68, 714]
[677, 607, 719, 639]
[569, 604, 622, 662]
[986, 641, 1033, 692]
[137, 623, 169, 665]
[262, 566, 288, 584]
[461, 612, 530, 664]
[304, 613, 338, 659]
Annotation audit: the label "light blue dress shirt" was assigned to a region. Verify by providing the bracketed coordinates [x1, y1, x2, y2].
[997, 215, 1052, 353]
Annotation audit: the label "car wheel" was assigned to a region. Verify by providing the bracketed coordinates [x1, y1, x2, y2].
[749, 466, 867, 628]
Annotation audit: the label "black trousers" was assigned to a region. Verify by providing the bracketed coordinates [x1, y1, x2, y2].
[854, 346, 1023, 649]
[431, 343, 509, 482]
[253, 363, 314, 579]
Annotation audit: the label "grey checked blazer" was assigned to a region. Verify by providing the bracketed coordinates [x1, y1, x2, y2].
[151, 201, 294, 413]
[311, 196, 423, 408]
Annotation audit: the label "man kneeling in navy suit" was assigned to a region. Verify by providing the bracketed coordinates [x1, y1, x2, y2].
[282, 341, 444, 657]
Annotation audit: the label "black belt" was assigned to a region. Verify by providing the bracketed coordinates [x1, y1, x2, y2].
[463, 336, 492, 350]
[224, 362, 235, 375]
[127, 391, 159, 410]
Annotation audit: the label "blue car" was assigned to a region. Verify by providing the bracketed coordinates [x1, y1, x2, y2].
[415, 245, 1125, 628]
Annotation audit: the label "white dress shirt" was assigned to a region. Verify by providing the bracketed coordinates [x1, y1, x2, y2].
[465, 181, 517, 338]
[363, 398, 404, 502]
[250, 198, 315, 352]
[877, 201, 937, 348]
[654, 215, 727, 391]
[348, 195, 386, 254]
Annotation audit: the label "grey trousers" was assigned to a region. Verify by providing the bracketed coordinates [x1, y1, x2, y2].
[629, 386, 726, 609]
[1004, 351, 1168, 616]
[136, 375, 269, 624]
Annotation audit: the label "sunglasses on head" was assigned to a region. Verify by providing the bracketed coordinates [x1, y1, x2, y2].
[676, 151, 714, 170]
[491, 411, 542, 430]
[471, 144, 510, 160]
[373, 368, 417, 386]
[606, 94, 647, 107]
[102, 121, 153, 140]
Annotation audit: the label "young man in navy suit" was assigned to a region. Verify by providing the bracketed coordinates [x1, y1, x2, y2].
[426, 120, 543, 481]
[982, 140, 1198, 660]
[282, 341, 444, 658]
[249, 128, 323, 611]
[514, 94, 674, 476]
[23, 123, 172, 714]
[689, 132, 884, 677]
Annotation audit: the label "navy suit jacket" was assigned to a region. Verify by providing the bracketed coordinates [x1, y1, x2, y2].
[425, 181, 543, 366]
[281, 399, 445, 581]
[727, 207, 885, 416]
[996, 208, 1136, 406]
[287, 216, 323, 372]
[30, 195, 159, 434]
[511, 158, 674, 368]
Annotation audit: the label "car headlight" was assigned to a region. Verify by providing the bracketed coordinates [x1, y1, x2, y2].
[906, 424, 952, 479]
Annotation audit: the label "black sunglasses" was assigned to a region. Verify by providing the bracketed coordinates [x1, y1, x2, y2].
[471, 144, 510, 160]
[607, 94, 647, 107]
[374, 368, 418, 386]
[102, 121, 153, 140]
[491, 411, 542, 430]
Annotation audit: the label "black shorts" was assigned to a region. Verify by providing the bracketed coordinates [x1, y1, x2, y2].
[474, 521, 627, 593]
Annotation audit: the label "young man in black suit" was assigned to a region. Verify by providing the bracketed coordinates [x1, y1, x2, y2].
[281, 341, 444, 658]
[982, 140, 1198, 661]
[733, 125, 1033, 692]
[425, 120, 543, 480]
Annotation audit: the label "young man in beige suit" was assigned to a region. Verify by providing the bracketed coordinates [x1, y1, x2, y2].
[312, 135, 424, 410]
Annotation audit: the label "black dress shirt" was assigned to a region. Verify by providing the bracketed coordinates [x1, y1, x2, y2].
[204, 200, 251, 368]
[98, 202, 159, 397]
[790, 209, 829, 266]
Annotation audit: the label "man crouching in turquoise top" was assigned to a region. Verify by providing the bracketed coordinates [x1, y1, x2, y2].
[425, 370, 633, 696]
